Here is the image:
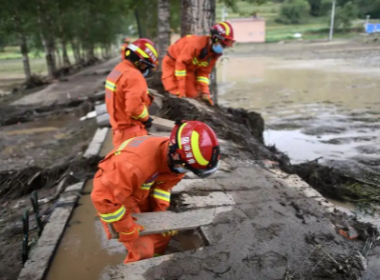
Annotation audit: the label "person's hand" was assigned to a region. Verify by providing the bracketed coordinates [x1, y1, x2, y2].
[161, 230, 178, 237]
[201, 93, 214, 106]
[143, 117, 153, 128]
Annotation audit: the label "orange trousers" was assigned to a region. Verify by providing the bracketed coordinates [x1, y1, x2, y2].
[161, 55, 201, 98]
[92, 175, 171, 263]
[112, 126, 147, 148]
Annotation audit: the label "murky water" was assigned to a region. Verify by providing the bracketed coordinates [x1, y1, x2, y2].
[46, 180, 125, 280]
[218, 55, 380, 166]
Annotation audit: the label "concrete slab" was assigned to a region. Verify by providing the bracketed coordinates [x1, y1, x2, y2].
[65, 182, 84, 193]
[132, 206, 234, 235]
[83, 127, 109, 158]
[179, 192, 236, 208]
[171, 179, 223, 194]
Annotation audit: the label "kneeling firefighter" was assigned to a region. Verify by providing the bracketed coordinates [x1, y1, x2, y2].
[105, 38, 159, 148]
[161, 21, 235, 105]
[91, 120, 220, 263]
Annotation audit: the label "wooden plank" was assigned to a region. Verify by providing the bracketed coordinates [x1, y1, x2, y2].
[179, 192, 236, 208]
[184, 170, 230, 179]
[96, 112, 110, 128]
[151, 116, 174, 131]
[83, 127, 109, 158]
[132, 206, 233, 235]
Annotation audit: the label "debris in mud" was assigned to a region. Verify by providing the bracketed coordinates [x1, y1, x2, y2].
[291, 159, 380, 206]
[0, 155, 101, 201]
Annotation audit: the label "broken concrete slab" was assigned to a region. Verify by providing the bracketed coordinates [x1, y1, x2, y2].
[83, 127, 109, 158]
[100, 248, 206, 280]
[132, 206, 234, 235]
[171, 179, 223, 194]
[179, 192, 236, 208]
[65, 182, 84, 193]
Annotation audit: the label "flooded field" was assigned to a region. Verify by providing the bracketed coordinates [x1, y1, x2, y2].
[218, 54, 380, 224]
[218, 55, 380, 170]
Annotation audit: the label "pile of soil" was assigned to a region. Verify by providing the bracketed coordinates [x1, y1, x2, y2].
[156, 95, 289, 166]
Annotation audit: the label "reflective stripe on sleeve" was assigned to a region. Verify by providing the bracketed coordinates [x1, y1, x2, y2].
[105, 80, 116, 91]
[132, 105, 148, 120]
[152, 189, 171, 202]
[99, 205, 126, 223]
[141, 182, 154, 190]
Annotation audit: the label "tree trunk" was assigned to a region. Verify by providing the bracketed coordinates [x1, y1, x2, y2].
[61, 39, 70, 67]
[157, 0, 171, 70]
[180, 0, 217, 104]
[37, 0, 56, 78]
[56, 47, 62, 68]
[19, 32, 31, 80]
[71, 39, 81, 64]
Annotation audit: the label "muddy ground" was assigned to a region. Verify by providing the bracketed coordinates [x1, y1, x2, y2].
[1, 39, 380, 280]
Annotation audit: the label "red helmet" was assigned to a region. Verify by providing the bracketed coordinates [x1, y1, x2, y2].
[127, 38, 159, 69]
[169, 120, 220, 178]
[210, 21, 235, 47]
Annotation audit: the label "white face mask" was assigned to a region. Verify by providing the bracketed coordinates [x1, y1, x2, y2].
[173, 166, 189, 173]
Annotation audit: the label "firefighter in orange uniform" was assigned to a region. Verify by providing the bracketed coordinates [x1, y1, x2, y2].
[120, 37, 131, 61]
[105, 38, 159, 148]
[161, 21, 235, 106]
[91, 120, 220, 263]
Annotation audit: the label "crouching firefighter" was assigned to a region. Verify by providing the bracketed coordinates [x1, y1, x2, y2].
[105, 38, 159, 148]
[91, 120, 220, 263]
[161, 21, 235, 105]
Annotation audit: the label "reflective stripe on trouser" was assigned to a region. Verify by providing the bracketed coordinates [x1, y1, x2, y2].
[112, 127, 148, 148]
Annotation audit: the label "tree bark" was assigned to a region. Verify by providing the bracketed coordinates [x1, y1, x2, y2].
[14, 14, 31, 80]
[56, 47, 62, 68]
[61, 38, 70, 67]
[157, 0, 171, 70]
[37, 0, 56, 78]
[71, 39, 81, 64]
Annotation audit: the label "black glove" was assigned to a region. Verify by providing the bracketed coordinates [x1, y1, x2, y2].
[143, 117, 153, 128]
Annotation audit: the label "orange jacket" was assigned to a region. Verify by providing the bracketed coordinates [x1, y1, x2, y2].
[120, 43, 129, 60]
[167, 35, 221, 95]
[105, 60, 152, 131]
[93, 136, 184, 232]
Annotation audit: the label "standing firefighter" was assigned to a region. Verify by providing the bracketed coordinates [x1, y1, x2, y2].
[161, 21, 235, 105]
[91, 120, 220, 263]
[120, 37, 131, 61]
[105, 38, 158, 148]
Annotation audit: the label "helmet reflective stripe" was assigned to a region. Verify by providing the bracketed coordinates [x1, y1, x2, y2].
[128, 43, 149, 58]
[177, 123, 187, 149]
[191, 131, 209, 166]
[219, 22, 230, 36]
[145, 43, 158, 58]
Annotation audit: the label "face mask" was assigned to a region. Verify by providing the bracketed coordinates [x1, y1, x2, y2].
[172, 166, 189, 174]
[212, 44, 224, 54]
[142, 68, 150, 77]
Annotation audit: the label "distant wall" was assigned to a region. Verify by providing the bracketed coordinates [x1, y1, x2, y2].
[229, 18, 266, 43]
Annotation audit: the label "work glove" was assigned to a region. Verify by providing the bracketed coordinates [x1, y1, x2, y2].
[143, 117, 153, 128]
[114, 217, 145, 243]
[201, 93, 214, 106]
[161, 230, 178, 237]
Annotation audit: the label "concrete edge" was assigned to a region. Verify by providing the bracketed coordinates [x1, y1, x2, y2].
[17, 181, 85, 280]
[18, 125, 111, 280]
[83, 127, 109, 158]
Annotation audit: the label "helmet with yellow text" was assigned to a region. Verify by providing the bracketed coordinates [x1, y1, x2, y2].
[126, 38, 159, 70]
[169, 120, 220, 178]
[210, 21, 235, 47]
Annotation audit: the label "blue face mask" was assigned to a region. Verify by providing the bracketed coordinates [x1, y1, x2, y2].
[142, 69, 150, 77]
[173, 166, 189, 173]
[212, 44, 224, 54]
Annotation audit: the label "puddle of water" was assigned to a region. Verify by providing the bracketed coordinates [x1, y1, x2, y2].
[46, 180, 125, 280]
[4, 127, 58, 135]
